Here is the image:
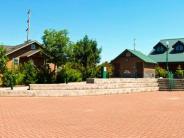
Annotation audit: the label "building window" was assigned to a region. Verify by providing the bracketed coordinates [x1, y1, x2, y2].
[156, 46, 164, 52]
[126, 52, 131, 57]
[176, 45, 183, 51]
[31, 44, 36, 50]
[176, 45, 180, 51]
[180, 46, 184, 51]
[160, 46, 164, 51]
[13, 58, 19, 65]
[156, 47, 160, 52]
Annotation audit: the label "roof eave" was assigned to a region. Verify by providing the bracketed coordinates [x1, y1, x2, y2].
[6, 41, 42, 56]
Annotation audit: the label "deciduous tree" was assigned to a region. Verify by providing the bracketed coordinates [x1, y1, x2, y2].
[42, 29, 70, 73]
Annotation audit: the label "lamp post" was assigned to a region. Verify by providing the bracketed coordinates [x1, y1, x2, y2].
[166, 41, 169, 72]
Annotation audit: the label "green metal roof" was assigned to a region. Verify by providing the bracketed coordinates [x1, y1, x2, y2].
[127, 49, 157, 63]
[148, 38, 184, 62]
[112, 49, 157, 64]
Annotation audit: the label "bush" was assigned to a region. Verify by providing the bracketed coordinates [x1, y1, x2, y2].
[2, 70, 16, 88]
[57, 63, 82, 83]
[21, 61, 38, 85]
[12, 65, 25, 85]
[15, 72, 25, 85]
[37, 64, 55, 83]
[175, 65, 184, 78]
[155, 66, 167, 78]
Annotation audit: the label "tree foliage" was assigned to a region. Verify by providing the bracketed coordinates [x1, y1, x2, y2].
[2, 70, 16, 88]
[21, 61, 38, 85]
[0, 29, 103, 87]
[175, 65, 184, 78]
[42, 29, 70, 71]
[72, 35, 101, 80]
[57, 62, 82, 83]
[0, 46, 16, 88]
[0, 47, 8, 73]
[37, 64, 55, 83]
[155, 66, 167, 78]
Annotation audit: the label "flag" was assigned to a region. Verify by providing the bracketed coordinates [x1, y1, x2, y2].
[27, 9, 31, 15]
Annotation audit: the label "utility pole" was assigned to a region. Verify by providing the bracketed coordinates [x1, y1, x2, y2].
[26, 9, 31, 42]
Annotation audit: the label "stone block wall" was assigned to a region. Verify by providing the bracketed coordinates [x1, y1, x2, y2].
[0, 78, 159, 97]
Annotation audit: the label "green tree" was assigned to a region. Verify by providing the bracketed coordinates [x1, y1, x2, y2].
[2, 70, 16, 89]
[0, 47, 8, 73]
[37, 64, 55, 83]
[73, 35, 101, 80]
[21, 61, 38, 85]
[42, 29, 70, 73]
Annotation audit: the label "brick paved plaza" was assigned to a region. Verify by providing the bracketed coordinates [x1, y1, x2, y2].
[1, 92, 184, 138]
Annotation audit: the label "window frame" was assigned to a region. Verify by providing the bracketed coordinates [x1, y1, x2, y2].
[31, 44, 36, 50]
[175, 45, 184, 52]
[13, 57, 19, 65]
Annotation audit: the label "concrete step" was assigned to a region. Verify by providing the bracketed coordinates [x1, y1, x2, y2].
[159, 86, 184, 89]
[0, 87, 159, 97]
[159, 88, 184, 91]
[159, 84, 184, 86]
[158, 81, 184, 84]
[158, 79, 184, 91]
[87, 78, 158, 84]
[32, 87, 159, 96]
[158, 82, 184, 84]
[30, 83, 158, 90]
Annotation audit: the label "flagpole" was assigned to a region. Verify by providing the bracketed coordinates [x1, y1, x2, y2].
[26, 9, 31, 42]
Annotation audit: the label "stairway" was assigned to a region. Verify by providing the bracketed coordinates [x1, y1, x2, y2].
[158, 79, 184, 91]
[29, 78, 159, 96]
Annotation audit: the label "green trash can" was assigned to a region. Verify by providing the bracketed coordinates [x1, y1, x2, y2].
[101, 66, 107, 79]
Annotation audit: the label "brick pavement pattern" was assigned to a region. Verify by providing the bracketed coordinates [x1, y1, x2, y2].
[1, 92, 184, 138]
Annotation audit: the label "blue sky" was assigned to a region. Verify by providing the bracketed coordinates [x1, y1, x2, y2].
[0, 0, 184, 62]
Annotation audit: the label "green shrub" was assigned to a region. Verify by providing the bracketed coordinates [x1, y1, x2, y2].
[37, 64, 55, 83]
[155, 66, 167, 78]
[2, 70, 16, 88]
[57, 63, 82, 83]
[12, 65, 25, 85]
[21, 61, 38, 85]
[15, 72, 25, 85]
[175, 65, 184, 78]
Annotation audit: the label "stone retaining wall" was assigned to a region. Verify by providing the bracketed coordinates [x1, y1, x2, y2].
[0, 87, 158, 97]
[0, 78, 159, 97]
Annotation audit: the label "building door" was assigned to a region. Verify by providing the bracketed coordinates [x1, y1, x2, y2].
[136, 62, 143, 78]
[114, 63, 120, 77]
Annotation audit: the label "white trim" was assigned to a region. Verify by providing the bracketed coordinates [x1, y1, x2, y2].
[13, 57, 19, 65]
[6, 41, 42, 56]
[27, 50, 41, 57]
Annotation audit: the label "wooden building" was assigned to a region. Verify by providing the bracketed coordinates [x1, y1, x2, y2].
[1, 40, 50, 69]
[148, 38, 184, 72]
[111, 49, 157, 78]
